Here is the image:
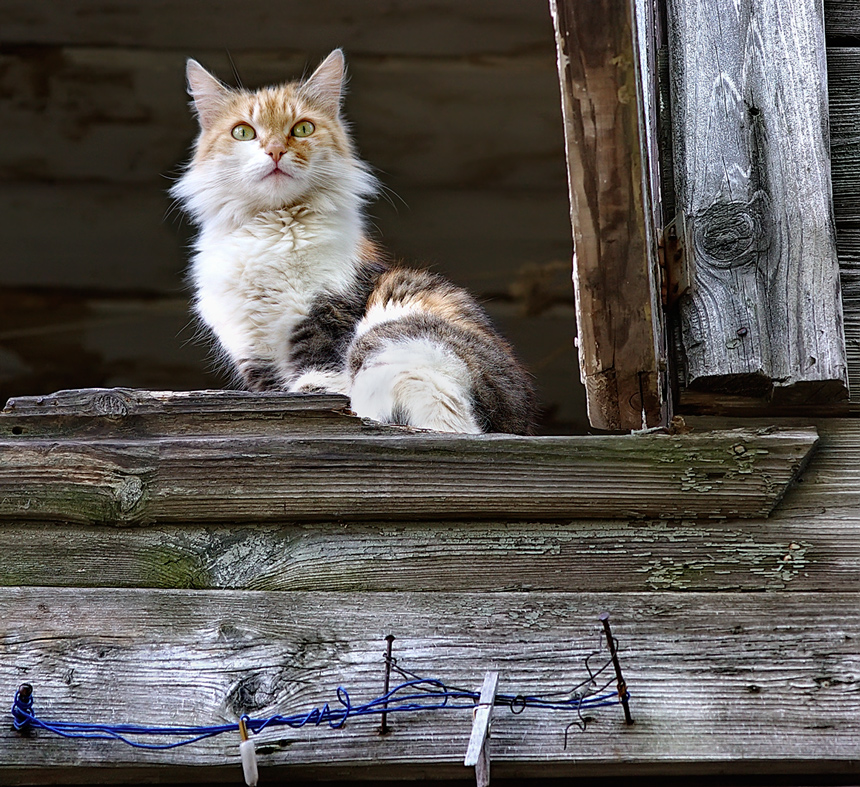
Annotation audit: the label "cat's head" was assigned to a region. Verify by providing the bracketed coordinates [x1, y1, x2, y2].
[171, 49, 376, 229]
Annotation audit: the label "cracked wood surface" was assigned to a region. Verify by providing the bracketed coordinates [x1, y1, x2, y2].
[550, 0, 667, 430]
[1, 589, 858, 782]
[0, 389, 817, 523]
[0, 418, 853, 593]
[666, 0, 848, 403]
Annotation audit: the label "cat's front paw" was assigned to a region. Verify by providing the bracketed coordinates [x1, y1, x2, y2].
[289, 368, 350, 395]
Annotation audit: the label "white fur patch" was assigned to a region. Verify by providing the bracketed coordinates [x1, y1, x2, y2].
[349, 337, 481, 434]
[189, 205, 363, 384]
[353, 300, 426, 339]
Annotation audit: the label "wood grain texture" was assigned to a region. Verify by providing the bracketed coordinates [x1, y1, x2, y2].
[824, 0, 860, 37]
[0, 47, 565, 192]
[0, 0, 555, 56]
[1, 589, 858, 782]
[829, 49, 860, 227]
[0, 388, 398, 438]
[0, 418, 856, 593]
[0, 426, 818, 524]
[666, 0, 848, 403]
[550, 0, 668, 430]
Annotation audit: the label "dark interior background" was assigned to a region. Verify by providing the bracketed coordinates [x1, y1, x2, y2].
[0, 0, 590, 433]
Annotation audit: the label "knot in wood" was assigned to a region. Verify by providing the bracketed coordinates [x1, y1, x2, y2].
[693, 200, 765, 269]
[91, 392, 129, 418]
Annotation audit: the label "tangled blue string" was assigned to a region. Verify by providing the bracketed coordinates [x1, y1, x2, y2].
[11, 678, 626, 751]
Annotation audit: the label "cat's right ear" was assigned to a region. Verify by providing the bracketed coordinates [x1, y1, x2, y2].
[185, 59, 230, 130]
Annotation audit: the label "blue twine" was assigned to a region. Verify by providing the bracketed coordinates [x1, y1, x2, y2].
[11, 685, 33, 733]
[10, 677, 627, 751]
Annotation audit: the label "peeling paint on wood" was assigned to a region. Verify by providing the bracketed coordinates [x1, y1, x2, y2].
[0, 391, 818, 523]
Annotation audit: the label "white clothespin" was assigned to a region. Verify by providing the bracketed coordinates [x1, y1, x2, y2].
[464, 671, 499, 787]
[238, 716, 259, 787]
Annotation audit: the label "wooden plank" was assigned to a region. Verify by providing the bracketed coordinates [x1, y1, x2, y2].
[0, 512, 856, 594]
[0, 428, 818, 525]
[0, 418, 856, 594]
[0, 184, 570, 295]
[0, 388, 397, 439]
[0, 47, 565, 192]
[1, 589, 858, 782]
[550, 0, 668, 430]
[666, 0, 848, 404]
[824, 0, 860, 37]
[830, 48, 860, 227]
[0, 0, 555, 56]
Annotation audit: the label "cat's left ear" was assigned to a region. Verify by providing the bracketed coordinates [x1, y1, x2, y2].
[302, 49, 346, 115]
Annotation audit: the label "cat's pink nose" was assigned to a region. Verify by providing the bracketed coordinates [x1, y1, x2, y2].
[265, 142, 287, 162]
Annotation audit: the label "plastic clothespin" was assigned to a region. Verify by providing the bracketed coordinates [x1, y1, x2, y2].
[238, 716, 259, 787]
[464, 671, 499, 787]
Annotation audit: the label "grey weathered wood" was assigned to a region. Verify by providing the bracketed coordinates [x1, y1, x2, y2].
[0, 388, 398, 438]
[0, 47, 565, 192]
[1, 418, 857, 593]
[0, 0, 556, 56]
[0, 427, 818, 524]
[1, 589, 858, 782]
[0, 512, 852, 593]
[824, 0, 860, 36]
[666, 0, 848, 404]
[550, 0, 668, 430]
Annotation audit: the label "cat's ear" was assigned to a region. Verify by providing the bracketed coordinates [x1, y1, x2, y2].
[302, 49, 346, 115]
[185, 59, 231, 130]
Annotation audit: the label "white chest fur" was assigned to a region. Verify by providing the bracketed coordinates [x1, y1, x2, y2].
[190, 206, 361, 381]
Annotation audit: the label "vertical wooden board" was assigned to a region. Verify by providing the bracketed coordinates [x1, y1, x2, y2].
[550, 0, 668, 430]
[667, 0, 848, 404]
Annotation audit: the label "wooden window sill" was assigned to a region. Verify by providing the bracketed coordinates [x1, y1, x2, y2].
[0, 388, 818, 525]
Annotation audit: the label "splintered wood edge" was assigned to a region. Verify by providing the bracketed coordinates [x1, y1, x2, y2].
[0, 427, 819, 523]
[1, 388, 352, 417]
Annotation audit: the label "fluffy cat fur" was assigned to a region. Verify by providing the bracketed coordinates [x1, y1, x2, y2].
[171, 49, 537, 434]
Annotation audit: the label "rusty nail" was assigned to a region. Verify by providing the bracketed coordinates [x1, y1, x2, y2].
[599, 613, 634, 726]
[378, 634, 396, 734]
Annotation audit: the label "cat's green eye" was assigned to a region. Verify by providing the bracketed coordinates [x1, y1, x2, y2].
[291, 120, 315, 138]
[231, 123, 256, 141]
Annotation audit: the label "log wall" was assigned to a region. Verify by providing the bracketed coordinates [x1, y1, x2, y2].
[0, 393, 858, 782]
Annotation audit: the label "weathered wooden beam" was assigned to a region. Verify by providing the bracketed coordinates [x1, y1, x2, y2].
[0, 417, 856, 593]
[550, 0, 669, 430]
[666, 0, 848, 404]
[1, 589, 858, 782]
[0, 388, 389, 438]
[0, 0, 556, 56]
[824, 0, 860, 37]
[0, 427, 818, 524]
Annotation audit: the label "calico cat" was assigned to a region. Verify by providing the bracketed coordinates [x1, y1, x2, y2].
[171, 49, 537, 434]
